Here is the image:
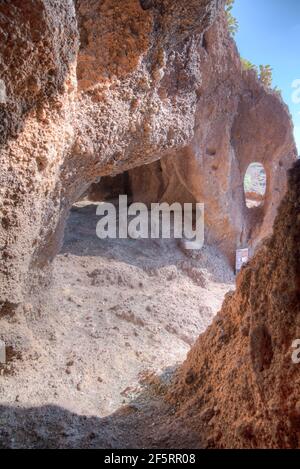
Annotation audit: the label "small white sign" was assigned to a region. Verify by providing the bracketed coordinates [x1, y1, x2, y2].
[0, 340, 6, 364]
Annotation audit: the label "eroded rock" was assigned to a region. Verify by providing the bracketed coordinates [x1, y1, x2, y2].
[0, 0, 220, 304]
[129, 15, 297, 263]
[168, 161, 300, 449]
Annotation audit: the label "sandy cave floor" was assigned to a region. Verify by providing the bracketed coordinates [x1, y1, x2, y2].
[0, 202, 234, 448]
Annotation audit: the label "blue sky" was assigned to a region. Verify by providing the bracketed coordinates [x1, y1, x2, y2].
[232, 0, 300, 153]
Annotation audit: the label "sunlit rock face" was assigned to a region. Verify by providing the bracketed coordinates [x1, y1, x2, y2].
[0, 0, 78, 307]
[1, 0, 296, 308]
[0, 0, 220, 307]
[168, 161, 300, 448]
[129, 14, 297, 263]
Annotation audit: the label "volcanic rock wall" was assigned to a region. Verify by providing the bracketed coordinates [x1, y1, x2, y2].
[0, 0, 221, 308]
[168, 161, 300, 448]
[129, 15, 297, 262]
[0, 0, 78, 308]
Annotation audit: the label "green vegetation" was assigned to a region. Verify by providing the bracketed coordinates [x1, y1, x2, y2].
[259, 64, 273, 88]
[225, 0, 239, 37]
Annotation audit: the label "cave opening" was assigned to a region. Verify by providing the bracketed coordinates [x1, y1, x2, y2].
[243, 162, 267, 209]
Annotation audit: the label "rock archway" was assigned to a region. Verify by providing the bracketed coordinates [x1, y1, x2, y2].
[167, 159, 300, 449]
[0, 0, 221, 310]
[243, 163, 266, 209]
[0, 0, 296, 309]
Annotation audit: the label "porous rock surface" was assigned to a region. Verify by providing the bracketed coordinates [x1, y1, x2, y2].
[0, 0, 78, 307]
[168, 161, 300, 448]
[0, 0, 296, 304]
[80, 9, 297, 263]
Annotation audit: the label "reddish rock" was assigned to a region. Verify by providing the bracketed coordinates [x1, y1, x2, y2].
[0, 0, 219, 307]
[129, 14, 297, 263]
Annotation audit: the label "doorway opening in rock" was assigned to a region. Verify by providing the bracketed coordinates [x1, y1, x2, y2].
[243, 163, 267, 209]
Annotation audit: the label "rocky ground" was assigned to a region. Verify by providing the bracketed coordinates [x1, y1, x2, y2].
[0, 201, 234, 448]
